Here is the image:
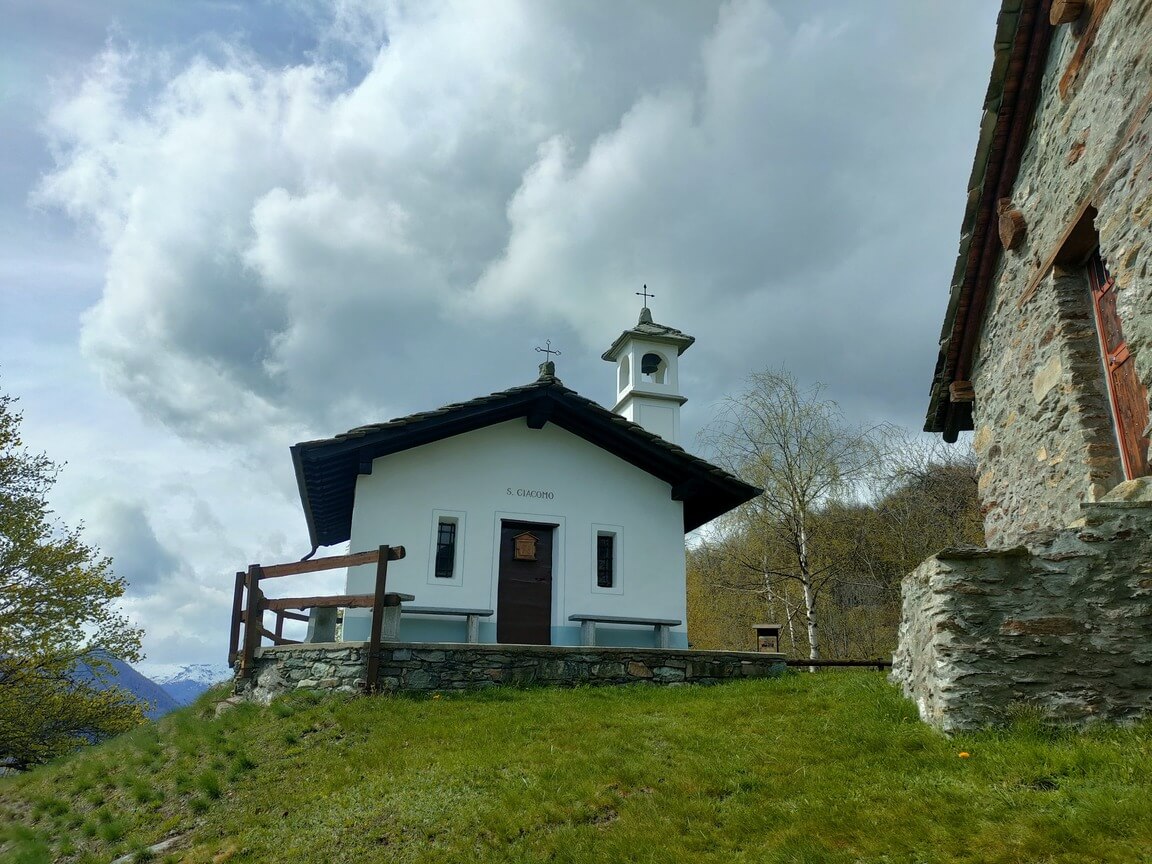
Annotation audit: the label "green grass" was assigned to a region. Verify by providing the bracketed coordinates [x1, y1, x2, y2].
[2, 674, 1152, 863]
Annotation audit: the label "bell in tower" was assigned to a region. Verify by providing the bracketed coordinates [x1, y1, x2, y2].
[601, 293, 694, 444]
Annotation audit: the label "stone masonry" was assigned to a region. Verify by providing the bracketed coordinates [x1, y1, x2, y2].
[236, 643, 787, 705]
[892, 495, 1152, 732]
[969, 0, 1152, 547]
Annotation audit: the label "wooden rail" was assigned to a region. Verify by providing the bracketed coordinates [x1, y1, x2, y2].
[783, 659, 892, 671]
[229, 545, 406, 692]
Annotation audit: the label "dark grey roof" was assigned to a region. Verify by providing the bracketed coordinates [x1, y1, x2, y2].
[601, 308, 696, 362]
[291, 365, 760, 547]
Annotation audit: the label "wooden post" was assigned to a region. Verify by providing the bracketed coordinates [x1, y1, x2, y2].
[365, 545, 391, 693]
[228, 571, 245, 668]
[274, 610, 285, 642]
[240, 564, 264, 678]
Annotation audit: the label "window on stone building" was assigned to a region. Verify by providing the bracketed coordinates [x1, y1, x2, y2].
[1087, 251, 1151, 478]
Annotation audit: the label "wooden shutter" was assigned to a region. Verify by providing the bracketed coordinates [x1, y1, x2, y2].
[1089, 252, 1150, 478]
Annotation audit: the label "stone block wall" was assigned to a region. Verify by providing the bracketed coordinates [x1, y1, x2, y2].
[892, 499, 1152, 731]
[969, 0, 1152, 546]
[236, 643, 786, 705]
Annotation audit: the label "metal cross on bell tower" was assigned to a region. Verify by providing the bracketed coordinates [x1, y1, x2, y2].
[635, 284, 655, 309]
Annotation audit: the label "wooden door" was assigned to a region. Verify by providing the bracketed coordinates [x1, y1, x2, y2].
[496, 522, 555, 644]
[1089, 252, 1150, 478]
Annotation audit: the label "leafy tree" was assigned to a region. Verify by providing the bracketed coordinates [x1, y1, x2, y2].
[0, 388, 144, 770]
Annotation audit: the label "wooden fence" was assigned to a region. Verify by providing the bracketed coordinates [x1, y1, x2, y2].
[783, 658, 892, 671]
[229, 544, 406, 691]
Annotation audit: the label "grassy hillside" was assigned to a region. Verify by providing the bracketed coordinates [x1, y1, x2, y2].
[3, 673, 1151, 863]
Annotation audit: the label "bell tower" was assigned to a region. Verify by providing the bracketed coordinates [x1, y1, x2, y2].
[602, 302, 695, 444]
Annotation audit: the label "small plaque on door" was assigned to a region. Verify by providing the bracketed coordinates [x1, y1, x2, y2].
[513, 532, 538, 561]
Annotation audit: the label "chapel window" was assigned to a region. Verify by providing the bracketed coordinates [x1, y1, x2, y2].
[596, 532, 615, 588]
[434, 518, 458, 579]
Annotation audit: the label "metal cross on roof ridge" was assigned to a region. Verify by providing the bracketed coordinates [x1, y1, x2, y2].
[635, 284, 655, 309]
[534, 339, 562, 360]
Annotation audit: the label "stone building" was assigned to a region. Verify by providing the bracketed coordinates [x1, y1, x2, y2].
[926, 0, 1152, 545]
[290, 307, 758, 649]
[894, 0, 1152, 729]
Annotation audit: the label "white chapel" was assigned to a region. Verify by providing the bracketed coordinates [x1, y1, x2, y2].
[289, 306, 759, 648]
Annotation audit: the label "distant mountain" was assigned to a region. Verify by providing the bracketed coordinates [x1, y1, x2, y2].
[156, 664, 232, 706]
[73, 656, 182, 720]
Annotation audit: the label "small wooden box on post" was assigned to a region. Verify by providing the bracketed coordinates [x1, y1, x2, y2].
[753, 623, 782, 653]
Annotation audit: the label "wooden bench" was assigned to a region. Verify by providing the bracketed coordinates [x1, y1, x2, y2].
[403, 607, 494, 644]
[567, 614, 682, 649]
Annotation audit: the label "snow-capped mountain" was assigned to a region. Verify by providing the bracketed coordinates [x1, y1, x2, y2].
[74, 656, 182, 720]
[155, 663, 232, 706]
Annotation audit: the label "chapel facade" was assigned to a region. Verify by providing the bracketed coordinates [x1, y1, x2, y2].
[925, 0, 1152, 546]
[290, 308, 758, 649]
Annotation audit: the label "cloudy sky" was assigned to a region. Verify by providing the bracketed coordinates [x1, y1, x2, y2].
[2, 0, 997, 676]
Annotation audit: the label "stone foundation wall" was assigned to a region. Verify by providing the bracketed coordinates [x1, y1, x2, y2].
[892, 497, 1152, 731]
[236, 643, 786, 704]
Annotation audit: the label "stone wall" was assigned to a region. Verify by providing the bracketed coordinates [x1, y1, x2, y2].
[236, 643, 787, 704]
[892, 495, 1152, 731]
[970, 0, 1152, 546]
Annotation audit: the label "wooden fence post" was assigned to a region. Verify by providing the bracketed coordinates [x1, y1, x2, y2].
[365, 545, 391, 693]
[240, 564, 264, 678]
[228, 571, 245, 668]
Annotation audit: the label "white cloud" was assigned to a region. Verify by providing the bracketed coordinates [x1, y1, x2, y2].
[17, 0, 1002, 667]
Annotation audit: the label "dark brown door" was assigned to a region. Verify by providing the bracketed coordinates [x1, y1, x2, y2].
[1089, 252, 1150, 478]
[496, 521, 554, 644]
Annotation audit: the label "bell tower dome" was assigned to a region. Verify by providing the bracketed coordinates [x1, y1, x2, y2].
[601, 305, 695, 444]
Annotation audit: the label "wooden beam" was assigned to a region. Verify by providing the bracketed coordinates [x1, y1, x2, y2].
[949, 380, 976, 403]
[670, 477, 701, 501]
[365, 545, 391, 694]
[258, 627, 301, 646]
[264, 593, 375, 611]
[358, 457, 374, 475]
[228, 571, 245, 669]
[526, 403, 551, 429]
[1059, 0, 1112, 99]
[259, 546, 406, 580]
[1050, 0, 1086, 25]
[997, 199, 1027, 250]
[239, 565, 264, 678]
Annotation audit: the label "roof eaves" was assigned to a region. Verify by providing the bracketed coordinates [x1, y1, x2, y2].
[925, 0, 1053, 436]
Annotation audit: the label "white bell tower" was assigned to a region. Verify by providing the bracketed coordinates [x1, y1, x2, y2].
[602, 304, 695, 444]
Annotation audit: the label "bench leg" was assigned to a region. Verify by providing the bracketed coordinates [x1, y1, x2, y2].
[306, 607, 338, 643]
[655, 624, 670, 649]
[580, 620, 596, 647]
[382, 605, 402, 642]
[466, 614, 480, 644]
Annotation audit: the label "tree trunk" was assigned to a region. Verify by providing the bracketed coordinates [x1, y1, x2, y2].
[796, 510, 821, 664]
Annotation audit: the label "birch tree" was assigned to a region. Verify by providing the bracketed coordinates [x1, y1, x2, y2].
[698, 368, 886, 661]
